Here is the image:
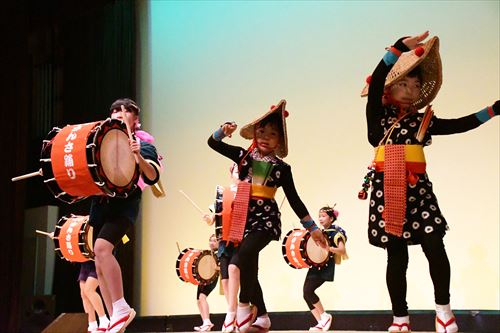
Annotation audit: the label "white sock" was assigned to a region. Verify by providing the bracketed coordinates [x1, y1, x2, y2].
[111, 298, 131, 319]
[392, 315, 410, 324]
[436, 303, 454, 321]
[224, 311, 235, 323]
[98, 315, 109, 327]
[253, 315, 271, 328]
[203, 318, 212, 325]
[88, 321, 98, 330]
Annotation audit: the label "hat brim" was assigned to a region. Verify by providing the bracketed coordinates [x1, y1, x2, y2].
[361, 36, 442, 110]
[239, 99, 288, 158]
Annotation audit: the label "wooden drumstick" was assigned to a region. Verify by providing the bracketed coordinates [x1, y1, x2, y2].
[121, 105, 140, 164]
[11, 168, 43, 182]
[36, 230, 54, 239]
[178, 190, 205, 215]
[279, 196, 286, 210]
[176, 241, 181, 254]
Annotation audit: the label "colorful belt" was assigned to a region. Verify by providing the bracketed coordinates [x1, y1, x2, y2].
[374, 144, 426, 174]
[251, 184, 277, 199]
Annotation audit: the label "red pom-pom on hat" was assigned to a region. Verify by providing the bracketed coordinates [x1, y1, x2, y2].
[366, 75, 372, 84]
[415, 47, 424, 57]
[283, 110, 289, 118]
[270, 105, 276, 110]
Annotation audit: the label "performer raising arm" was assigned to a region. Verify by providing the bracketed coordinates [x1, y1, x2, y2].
[361, 31, 498, 333]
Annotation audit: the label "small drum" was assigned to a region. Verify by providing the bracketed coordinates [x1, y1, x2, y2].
[176, 248, 219, 286]
[40, 118, 139, 204]
[53, 215, 94, 263]
[282, 229, 330, 269]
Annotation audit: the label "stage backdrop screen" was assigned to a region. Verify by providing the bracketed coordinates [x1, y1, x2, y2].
[136, 1, 499, 316]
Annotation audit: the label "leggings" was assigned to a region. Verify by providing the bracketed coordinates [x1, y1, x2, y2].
[386, 233, 451, 316]
[303, 276, 326, 310]
[230, 231, 272, 317]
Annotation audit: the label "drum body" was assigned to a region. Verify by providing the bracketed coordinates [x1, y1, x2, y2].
[40, 118, 139, 204]
[176, 248, 219, 286]
[282, 229, 330, 269]
[53, 215, 94, 262]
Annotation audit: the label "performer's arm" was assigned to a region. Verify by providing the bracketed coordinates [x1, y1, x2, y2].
[430, 101, 499, 135]
[207, 122, 246, 163]
[366, 38, 410, 146]
[134, 141, 160, 185]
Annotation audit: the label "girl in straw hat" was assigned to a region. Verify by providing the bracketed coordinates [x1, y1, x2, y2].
[208, 100, 327, 332]
[361, 31, 499, 333]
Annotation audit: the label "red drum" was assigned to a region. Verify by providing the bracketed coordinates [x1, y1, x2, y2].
[40, 118, 139, 204]
[53, 215, 94, 263]
[282, 229, 330, 269]
[176, 248, 219, 286]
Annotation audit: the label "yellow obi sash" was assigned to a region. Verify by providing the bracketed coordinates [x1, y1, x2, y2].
[251, 184, 277, 199]
[374, 144, 426, 174]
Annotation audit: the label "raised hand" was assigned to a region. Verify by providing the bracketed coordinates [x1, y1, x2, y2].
[221, 122, 237, 137]
[403, 31, 430, 50]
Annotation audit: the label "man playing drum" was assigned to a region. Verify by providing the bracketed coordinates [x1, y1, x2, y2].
[90, 98, 161, 333]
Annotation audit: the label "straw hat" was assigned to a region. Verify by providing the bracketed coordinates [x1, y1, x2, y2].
[240, 99, 288, 158]
[361, 36, 442, 110]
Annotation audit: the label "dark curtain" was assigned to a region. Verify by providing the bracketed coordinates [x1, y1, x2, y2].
[1, 0, 137, 331]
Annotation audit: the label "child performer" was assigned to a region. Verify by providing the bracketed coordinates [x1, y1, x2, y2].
[304, 206, 347, 331]
[208, 100, 327, 332]
[360, 31, 499, 333]
[194, 234, 220, 332]
[90, 98, 162, 333]
[78, 261, 109, 333]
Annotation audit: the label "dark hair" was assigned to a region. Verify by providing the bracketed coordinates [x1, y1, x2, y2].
[109, 98, 140, 115]
[256, 112, 283, 137]
[320, 206, 338, 222]
[406, 66, 423, 82]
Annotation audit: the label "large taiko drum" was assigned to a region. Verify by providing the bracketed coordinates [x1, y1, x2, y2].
[282, 229, 330, 269]
[40, 118, 139, 204]
[175, 248, 219, 286]
[53, 215, 94, 263]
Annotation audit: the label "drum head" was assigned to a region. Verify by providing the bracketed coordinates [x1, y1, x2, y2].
[306, 237, 328, 264]
[100, 129, 136, 187]
[197, 253, 217, 280]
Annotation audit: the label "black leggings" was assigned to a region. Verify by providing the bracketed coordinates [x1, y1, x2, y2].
[386, 233, 451, 316]
[230, 231, 272, 317]
[303, 276, 326, 310]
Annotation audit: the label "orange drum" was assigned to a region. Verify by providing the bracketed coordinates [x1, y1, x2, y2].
[40, 118, 139, 204]
[282, 229, 330, 269]
[176, 248, 219, 286]
[53, 215, 94, 263]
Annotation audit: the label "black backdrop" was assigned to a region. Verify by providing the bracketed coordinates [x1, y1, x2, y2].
[1, 1, 138, 331]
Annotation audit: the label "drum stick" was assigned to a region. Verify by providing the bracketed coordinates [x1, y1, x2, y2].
[11, 168, 43, 182]
[279, 196, 286, 210]
[176, 241, 181, 253]
[121, 105, 140, 164]
[178, 190, 205, 214]
[36, 230, 53, 238]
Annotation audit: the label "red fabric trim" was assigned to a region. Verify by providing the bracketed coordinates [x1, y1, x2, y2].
[229, 182, 251, 242]
[390, 46, 402, 57]
[383, 145, 406, 237]
[487, 106, 495, 118]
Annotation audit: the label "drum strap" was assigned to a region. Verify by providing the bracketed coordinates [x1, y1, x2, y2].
[228, 181, 251, 242]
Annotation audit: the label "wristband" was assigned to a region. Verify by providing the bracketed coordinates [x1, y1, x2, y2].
[212, 127, 226, 141]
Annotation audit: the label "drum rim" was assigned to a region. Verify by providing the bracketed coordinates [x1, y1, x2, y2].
[89, 118, 139, 197]
[192, 250, 219, 285]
